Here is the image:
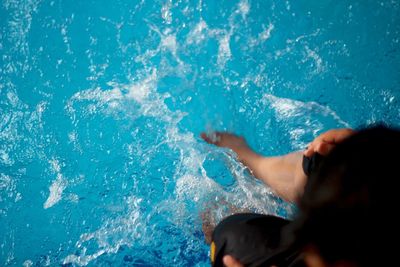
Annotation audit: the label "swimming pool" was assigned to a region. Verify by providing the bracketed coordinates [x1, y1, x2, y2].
[1, 0, 399, 266]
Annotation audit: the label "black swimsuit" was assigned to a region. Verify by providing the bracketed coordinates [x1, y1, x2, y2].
[210, 154, 323, 267]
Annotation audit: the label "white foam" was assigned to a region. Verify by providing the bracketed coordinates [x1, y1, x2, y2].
[0, 173, 12, 191]
[287, 30, 321, 44]
[304, 45, 325, 74]
[263, 94, 351, 149]
[264, 94, 299, 118]
[7, 90, 22, 108]
[63, 249, 106, 266]
[186, 19, 208, 45]
[0, 173, 19, 204]
[263, 94, 348, 125]
[44, 159, 67, 209]
[65, 87, 123, 120]
[60, 23, 72, 55]
[68, 131, 77, 143]
[259, 23, 274, 42]
[22, 260, 33, 267]
[238, 0, 250, 19]
[126, 72, 156, 102]
[43, 174, 66, 209]
[63, 77, 294, 265]
[63, 196, 143, 266]
[161, 1, 172, 24]
[140, 23, 185, 69]
[249, 23, 274, 47]
[186, 5, 252, 68]
[59, 17, 306, 260]
[217, 34, 232, 67]
[49, 158, 61, 173]
[175, 174, 219, 202]
[70, 87, 123, 103]
[3, 0, 41, 75]
[66, 68, 176, 125]
[43, 158, 68, 209]
[15, 192, 22, 202]
[36, 101, 47, 116]
[67, 193, 79, 203]
[161, 33, 177, 55]
[0, 149, 12, 165]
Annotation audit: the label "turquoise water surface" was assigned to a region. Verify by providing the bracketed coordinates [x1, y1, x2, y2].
[1, 0, 400, 266]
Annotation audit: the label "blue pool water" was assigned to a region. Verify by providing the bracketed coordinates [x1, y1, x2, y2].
[1, 0, 399, 266]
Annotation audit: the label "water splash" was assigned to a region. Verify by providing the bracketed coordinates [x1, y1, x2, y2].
[2, 0, 42, 76]
[63, 196, 144, 266]
[2, 0, 399, 266]
[263, 94, 351, 149]
[43, 176, 66, 209]
[62, 64, 290, 264]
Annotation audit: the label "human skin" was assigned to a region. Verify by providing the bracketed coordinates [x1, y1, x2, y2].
[201, 128, 356, 267]
[201, 128, 355, 203]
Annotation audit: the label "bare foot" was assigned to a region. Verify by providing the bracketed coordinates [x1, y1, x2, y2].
[200, 132, 249, 155]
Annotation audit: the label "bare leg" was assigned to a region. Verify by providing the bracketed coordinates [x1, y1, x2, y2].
[256, 151, 307, 203]
[201, 132, 307, 203]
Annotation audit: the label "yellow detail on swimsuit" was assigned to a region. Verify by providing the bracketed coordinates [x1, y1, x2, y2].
[210, 241, 216, 263]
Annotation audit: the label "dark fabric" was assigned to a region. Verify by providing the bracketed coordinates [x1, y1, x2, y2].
[210, 155, 326, 267]
[211, 213, 304, 267]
